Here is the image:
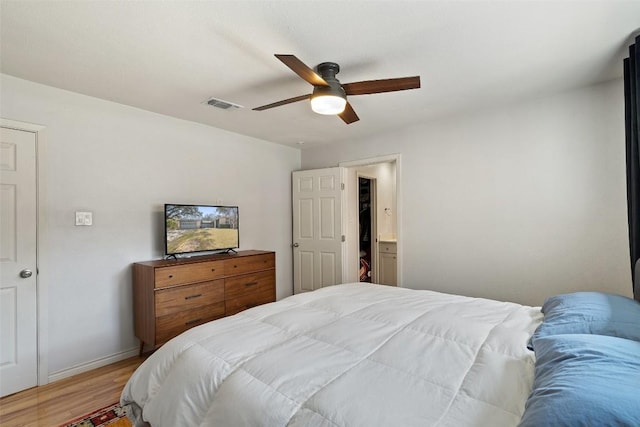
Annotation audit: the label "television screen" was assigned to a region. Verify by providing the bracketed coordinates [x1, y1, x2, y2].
[165, 204, 239, 256]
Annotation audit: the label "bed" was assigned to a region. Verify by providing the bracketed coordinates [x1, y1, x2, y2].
[121, 283, 543, 426]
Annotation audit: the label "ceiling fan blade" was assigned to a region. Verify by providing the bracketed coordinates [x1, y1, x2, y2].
[338, 102, 359, 124]
[275, 54, 329, 87]
[342, 76, 421, 96]
[253, 94, 310, 111]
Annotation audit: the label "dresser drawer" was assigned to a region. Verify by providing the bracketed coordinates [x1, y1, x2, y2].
[225, 289, 275, 316]
[155, 280, 224, 317]
[154, 260, 224, 288]
[223, 253, 274, 276]
[133, 250, 276, 354]
[224, 270, 275, 300]
[379, 242, 397, 254]
[155, 302, 225, 345]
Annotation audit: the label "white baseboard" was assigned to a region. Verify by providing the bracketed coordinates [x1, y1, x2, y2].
[48, 347, 139, 384]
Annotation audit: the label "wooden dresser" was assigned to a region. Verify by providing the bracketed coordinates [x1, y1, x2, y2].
[133, 250, 275, 354]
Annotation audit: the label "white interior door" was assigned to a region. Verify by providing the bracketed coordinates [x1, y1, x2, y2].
[0, 127, 38, 397]
[292, 167, 345, 294]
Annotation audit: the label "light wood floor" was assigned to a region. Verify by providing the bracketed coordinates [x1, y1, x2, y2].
[0, 356, 145, 427]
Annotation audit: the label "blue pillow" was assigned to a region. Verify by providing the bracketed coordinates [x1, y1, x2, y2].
[529, 292, 640, 350]
[519, 334, 640, 427]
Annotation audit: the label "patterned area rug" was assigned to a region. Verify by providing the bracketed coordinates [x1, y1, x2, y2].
[60, 402, 131, 427]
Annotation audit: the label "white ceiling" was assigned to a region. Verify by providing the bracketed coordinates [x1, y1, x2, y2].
[1, 1, 639, 149]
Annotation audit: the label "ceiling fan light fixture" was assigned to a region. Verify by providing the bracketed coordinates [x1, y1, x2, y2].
[253, 55, 420, 125]
[310, 85, 346, 115]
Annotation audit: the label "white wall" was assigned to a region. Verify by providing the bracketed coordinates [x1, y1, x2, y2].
[1, 74, 300, 376]
[302, 79, 632, 306]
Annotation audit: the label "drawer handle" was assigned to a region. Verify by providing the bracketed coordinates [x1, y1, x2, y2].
[185, 318, 203, 326]
[184, 293, 202, 300]
[211, 268, 216, 272]
[244, 282, 258, 287]
[168, 275, 174, 278]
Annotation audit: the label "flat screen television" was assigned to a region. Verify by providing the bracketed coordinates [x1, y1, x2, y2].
[164, 204, 239, 256]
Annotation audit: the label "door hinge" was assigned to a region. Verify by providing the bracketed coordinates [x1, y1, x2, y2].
[341, 183, 345, 190]
[341, 235, 346, 242]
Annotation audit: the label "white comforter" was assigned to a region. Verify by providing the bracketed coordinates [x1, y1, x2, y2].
[121, 283, 542, 427]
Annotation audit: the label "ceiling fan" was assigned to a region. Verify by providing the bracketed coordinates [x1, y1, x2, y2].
[253, 54, 421, 124]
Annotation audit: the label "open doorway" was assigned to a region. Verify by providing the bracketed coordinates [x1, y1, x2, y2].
[340, 155, 400, 286]
[358, 176, 376, 282]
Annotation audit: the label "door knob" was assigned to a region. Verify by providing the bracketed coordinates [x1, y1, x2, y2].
[20, 269, 33, 278]
[292, 243, 299, 248]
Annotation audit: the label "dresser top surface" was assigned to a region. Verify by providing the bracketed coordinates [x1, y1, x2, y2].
[134, 250, 274, 268]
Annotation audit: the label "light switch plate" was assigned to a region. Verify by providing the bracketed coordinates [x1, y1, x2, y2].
[75, 211, 93, 226]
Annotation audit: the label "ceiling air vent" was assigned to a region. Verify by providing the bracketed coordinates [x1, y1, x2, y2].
[203, 97, 243, 110]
